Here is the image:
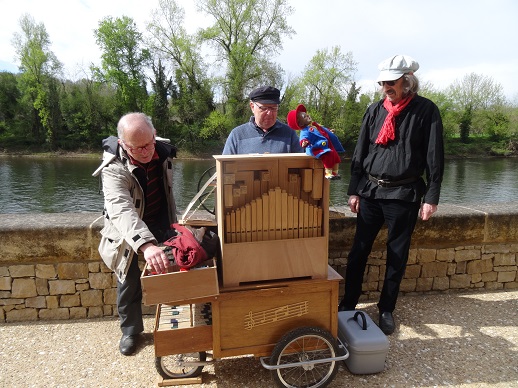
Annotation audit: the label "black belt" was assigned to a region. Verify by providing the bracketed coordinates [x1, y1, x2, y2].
[368, 174, 418, 188]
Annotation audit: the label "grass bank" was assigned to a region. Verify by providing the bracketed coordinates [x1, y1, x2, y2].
[1, 137, 516, 160]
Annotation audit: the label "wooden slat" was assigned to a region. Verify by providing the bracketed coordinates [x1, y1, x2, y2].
[281, 190, 288, 239]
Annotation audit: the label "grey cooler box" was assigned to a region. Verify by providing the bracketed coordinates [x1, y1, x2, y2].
[338, 310, 389, 374]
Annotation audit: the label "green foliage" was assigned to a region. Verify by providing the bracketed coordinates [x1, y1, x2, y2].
[93, 16, 150, 113]
[197, 0, 295, 124]
[2, 9, 518, 157]
[199, 110, 233, 141]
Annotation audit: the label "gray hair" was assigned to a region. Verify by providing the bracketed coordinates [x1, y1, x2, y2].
[379, 73, 420, 98]
[117, 112, 155, 140]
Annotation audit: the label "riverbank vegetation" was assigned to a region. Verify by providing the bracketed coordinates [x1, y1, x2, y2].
[1, 0, 517, 158]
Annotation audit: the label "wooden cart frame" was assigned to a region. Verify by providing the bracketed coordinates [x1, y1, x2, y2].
[141, 154, 349, 388]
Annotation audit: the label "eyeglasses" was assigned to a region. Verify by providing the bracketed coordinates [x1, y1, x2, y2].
[121, 137, 156, 153]
[378, 76, 403, 87]
[253, 102, 279, 113]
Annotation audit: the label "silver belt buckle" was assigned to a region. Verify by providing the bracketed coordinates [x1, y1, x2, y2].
[377, 178, 388, 187]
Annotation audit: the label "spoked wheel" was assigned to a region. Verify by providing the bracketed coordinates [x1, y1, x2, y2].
[155, 352, 206, 379]
[197, 165, 216, 215]
[269, 327, 340, 388]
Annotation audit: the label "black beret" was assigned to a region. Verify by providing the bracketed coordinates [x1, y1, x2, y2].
[249, 86, 280, 104]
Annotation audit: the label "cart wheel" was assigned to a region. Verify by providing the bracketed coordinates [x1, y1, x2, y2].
[155, 352, 206, 379]
[269, 327, 339, 388]
[197, 165, 216, 215]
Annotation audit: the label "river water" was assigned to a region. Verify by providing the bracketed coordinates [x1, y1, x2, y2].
[1, 156, 517, 214]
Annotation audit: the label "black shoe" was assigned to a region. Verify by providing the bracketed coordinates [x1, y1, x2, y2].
[119, 334, 138, 356]
[379, 312, 395, 335]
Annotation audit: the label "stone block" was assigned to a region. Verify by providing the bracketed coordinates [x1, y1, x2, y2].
[455, 261, 467, 274]
[76, 283, 90, 291]
[2, 298, 24, 306]
[35, 264, 56, 279]
[450, 274, 472, 289]
[89, 272, 112, 289]
[483, 244, 510, 254]
[69, 307, 87, 319]
[417, 249, 436, 263]
[407, 249, 418, 265]
[455, 249, 481, 262]
[88, 262, 100, 272]
[494, 253, 516, 266]
[447, 263, 457, 275]
[9, 265, 35, 278]
[88, 306, 103, 318]
[46, 295, 59, 309]
[416, 277, 433, 291]
[497, 271, 516, 283]
[60, 294, 81, 307]
[103, 305, 112, 316]
[481, 272, 498, 282]
[6, 308, 38, 322]
[11, 278, 37, 298]
[400, 278, 416, 292]
[49, 280, 76, 295]
[485, 282, 503, 290]
[504, 282, 518, 289]
[39, 308, 70, 320]
[432, 277, 449, 290]
[436, 248, 455, 262]
[80, 289, 103, 307]
[0, 277, 11, 291]
[25, 296, 46, 308]
[467, 258, 493, 274]
[35, 278, 49, 295]
[103, 288, 117, 305]
[404, 264, 421, 279]
[471, 273, 482, 283]
[422, 262, 448, 278]
[57, 263, 89, 280]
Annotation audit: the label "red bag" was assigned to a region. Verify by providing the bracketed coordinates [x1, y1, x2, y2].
[163, 223, 208, 269]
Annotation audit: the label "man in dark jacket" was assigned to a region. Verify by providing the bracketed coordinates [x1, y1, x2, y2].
[93, 112, 177, 355]
[338, 55, 444, 335]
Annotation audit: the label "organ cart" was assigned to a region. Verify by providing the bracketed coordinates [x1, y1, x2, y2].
[141, 154, 349, 387]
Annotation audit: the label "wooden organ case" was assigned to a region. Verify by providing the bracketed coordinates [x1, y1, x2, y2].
[214, 154, 330, 287]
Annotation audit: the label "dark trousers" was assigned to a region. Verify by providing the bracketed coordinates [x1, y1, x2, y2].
[341, 197, 420, 313]
[117, 253, 144, 335]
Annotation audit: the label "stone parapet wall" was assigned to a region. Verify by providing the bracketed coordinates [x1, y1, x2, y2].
[1, 204, 517, 323]
[329, 203, 518, 301]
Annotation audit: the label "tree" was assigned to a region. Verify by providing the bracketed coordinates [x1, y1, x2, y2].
[147, 0, 214, 144]
[0, 72, 20, 124]
[448, 73, 506, 142]
[148, 58, 173, 138]
[291, 46, 358, 143]
[12, 13, 63, 148]
[197, 0, 295, 125]
[93, 16, 150, 114]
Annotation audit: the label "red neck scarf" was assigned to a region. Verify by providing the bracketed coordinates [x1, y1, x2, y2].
[375, 95, 414, 145]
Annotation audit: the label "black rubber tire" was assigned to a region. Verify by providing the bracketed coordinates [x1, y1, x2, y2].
[269, 326, 340, 388]
[155, 351, 206, 379]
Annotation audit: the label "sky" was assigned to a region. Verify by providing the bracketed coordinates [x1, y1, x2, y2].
[1, 0, 517, 101]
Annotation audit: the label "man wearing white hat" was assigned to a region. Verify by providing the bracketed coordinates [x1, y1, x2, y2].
[338, 55, 444, 335]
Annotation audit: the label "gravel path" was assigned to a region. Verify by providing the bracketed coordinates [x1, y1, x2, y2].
[2, 290, 517, 388]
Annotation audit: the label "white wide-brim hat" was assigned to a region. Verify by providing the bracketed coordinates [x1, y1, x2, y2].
[376, 54, 419, 82]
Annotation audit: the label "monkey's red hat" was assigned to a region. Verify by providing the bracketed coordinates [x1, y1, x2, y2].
[286, 104, 307, 130]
